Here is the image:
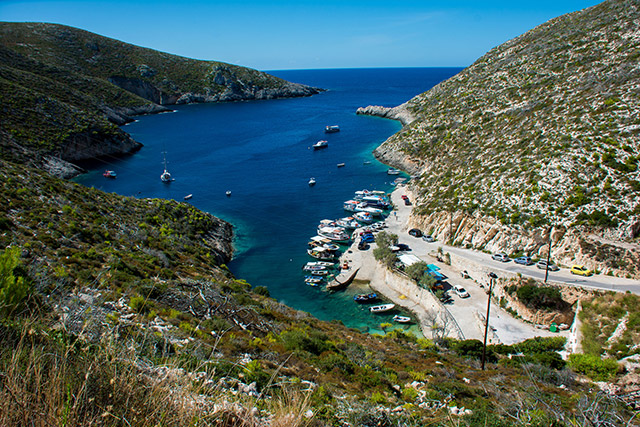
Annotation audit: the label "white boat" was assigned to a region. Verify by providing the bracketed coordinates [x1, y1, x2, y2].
[309, 269, 330, 276]
[303, 261, 335, 269]
[226, 190, 232, 197]
[317, 226, 350, 243]
[353, 211, 373, 223]
[160, 151, 173, 182]
[354, 203, 383, 217]
[392, 315, 412, 323]
[337, 163, 345, 168]
[370, 303, 395, 313]
[358, 195, 390, 209]
[313, 140, 328, 150]
[343, 200, 359, 212]
[308, 177, 316, 186]
[324, 125, 340, 133]
[335, 217, 360, 229]
[387, 168, 401, 175]
[305, 276, 324, 286]
[184, 194, 193, 200]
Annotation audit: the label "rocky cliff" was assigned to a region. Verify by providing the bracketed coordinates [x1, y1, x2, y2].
[372, 0, 640, 278]
[0, 23, 321, 177]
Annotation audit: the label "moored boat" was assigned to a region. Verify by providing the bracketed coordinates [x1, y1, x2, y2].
[184, 194, 193, 200]
[103, 170, 117, 178]
[313, 140, 328, 150]
[335, 217, 360, 229]
[161, 151, 173, 182]
[303, 261, 335, 269]
[343, 200, 359, 212]
[392, 315, 412, 323]
[324, 125, 340, 133]
[317, 226, 350, 243]
[354, 203, 383, 217]
[353, 211, 373, 223]
[307, 247, 337, 260]
[337, 163, 345, 168]
[387, 168, 401, 175]
[304, 276, 324, 286]
[354, 293, 378, 303]
[308, 177, 316, 186]
[370, 303, 395, 313]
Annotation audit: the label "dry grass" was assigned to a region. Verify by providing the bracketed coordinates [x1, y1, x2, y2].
[0, 322, 313, 427]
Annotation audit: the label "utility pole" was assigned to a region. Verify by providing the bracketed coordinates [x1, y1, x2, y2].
[482, 272, 498, 370]
[544, 227, 552, 283]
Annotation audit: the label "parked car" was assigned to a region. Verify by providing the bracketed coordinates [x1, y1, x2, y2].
[571, 264, 593, 276]
[492, 253, 510, 262]
[401, 195, 408, 200]
[536, 260, 560, 271]
[454, 285, 470, 298]
[404, 198, 412, 206]
[422, 235, 435, 243]
[408, 228, 422, 237]
[514, 256, 533, 266]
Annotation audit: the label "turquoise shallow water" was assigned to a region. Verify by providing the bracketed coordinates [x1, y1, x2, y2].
[74, 67, 462, 333]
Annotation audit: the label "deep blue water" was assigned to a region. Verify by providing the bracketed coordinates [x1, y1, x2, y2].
[74, 67, 462, 334]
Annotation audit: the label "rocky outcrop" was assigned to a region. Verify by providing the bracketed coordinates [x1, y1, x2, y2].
[356, 102, 415, 126]
[406, 207, 640, 279]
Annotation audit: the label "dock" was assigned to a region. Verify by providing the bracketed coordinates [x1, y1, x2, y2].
[327, 267, 359, 291]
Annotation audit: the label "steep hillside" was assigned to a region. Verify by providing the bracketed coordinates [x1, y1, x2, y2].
[0, 22, 320, 177]
[371, 0, 640, 277]
[0, 158, 635, 426]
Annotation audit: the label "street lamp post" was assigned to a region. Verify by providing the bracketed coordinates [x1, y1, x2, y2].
[482, 272, 498, 370]
[544, 228, 552, 283]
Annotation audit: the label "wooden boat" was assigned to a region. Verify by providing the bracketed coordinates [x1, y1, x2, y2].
[354, 293, 378, 303]
[392, 315, 412, 323]
[370, 303, 395, 313]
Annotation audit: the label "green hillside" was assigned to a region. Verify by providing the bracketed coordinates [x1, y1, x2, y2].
[0, 22, 320, 176]
[377, 0, 640, 241]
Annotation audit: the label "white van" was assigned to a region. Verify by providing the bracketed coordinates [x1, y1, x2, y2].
[454, 285, 470, 298]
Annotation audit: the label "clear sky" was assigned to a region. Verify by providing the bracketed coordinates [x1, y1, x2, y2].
[0, 0, 602, 71]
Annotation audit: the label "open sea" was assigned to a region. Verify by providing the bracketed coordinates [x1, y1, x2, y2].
[74, 67, 462, 334]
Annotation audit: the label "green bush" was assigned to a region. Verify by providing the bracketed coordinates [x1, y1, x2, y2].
[0, 247, 32, 317]
[280, 328, 333, 355]
[516, 284, 568, 311]
[568, 354, 619, 381]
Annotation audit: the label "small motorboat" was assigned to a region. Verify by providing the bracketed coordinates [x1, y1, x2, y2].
[183, 194, 193, 200]
[317, 226, 350, 243]
[309, 269, 329, 276]
[324, 125, 340, 133]
[161, 151, 173, 182]
[313, 140, 328, 150]
[354, 293, 378, 303]
[304, 276, 324, 286]
[226, 191, 232, 197]
[103, 170, 117, 178]
[370, 303, 395, 313]
[303, 261, 335, 269]
[308, 177, 316, 186]
[307, 248, 336, 260]
[392, 315, 412, 323]
[337, 163, 345, 168]
[387, 168, 401, 175]
[343, 200, 359, 212]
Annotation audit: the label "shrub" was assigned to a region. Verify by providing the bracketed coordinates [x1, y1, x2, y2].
[0, 247, 32, 317]
[280, 328, 332, 355]
[253, 285, 270, 297]
[516, 284, 568, 311]
[568, 354, 619, 381]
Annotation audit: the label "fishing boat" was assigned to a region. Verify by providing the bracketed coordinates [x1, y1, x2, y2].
[392, 315, 412, 323]
[387, 168, 401, 175]
[354, 293, 378, 303]
[324, 125, 340, 133]
[370, 303, 395, 313]
[343, 200, 359, 212]
[309, 269, 330, 276]
[317, 226, 350, 243]
[307, 247, 336, 260]
[354, 203, 383, 217]
[103, 170, 117, 178]
[308, 177, 316, 186]
[335, 217, 360, 229]
[161, 151, 173, 182]
[358, 195, 390, 209]
[312, 140, 328, 150]
[353, 211, 373, 223]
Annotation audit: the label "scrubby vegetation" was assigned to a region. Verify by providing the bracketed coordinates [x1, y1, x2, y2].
[377, 0, 640, 247]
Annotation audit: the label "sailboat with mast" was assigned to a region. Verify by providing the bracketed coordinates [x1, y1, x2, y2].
[160, 151, 173, 183]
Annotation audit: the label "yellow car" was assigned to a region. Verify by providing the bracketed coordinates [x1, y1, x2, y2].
[571, 265, 593, 276]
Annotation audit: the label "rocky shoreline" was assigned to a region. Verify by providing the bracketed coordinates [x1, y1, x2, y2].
[355, 102, 416, 126]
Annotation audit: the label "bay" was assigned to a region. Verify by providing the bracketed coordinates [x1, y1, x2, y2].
[74, 67, 462, 333]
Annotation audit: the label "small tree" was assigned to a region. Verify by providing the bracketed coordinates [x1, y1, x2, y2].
[405, 261, 428, 282]
[0, 247, 31, 317]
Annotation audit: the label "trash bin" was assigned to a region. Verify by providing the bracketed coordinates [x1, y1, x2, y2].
[549, 322, 558, 333]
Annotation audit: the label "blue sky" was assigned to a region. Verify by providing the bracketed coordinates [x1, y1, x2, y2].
[0, 0, 602, 70]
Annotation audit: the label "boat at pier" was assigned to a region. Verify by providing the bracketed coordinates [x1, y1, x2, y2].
[354, 293, 378, 303]
[353, 211, 373, 223]
[307, 247, 337, 260]
[317, 226, 350, 243]
[370, 303, 395, 313]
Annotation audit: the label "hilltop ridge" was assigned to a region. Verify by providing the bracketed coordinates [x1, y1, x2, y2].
[0, 22, 321, 177]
